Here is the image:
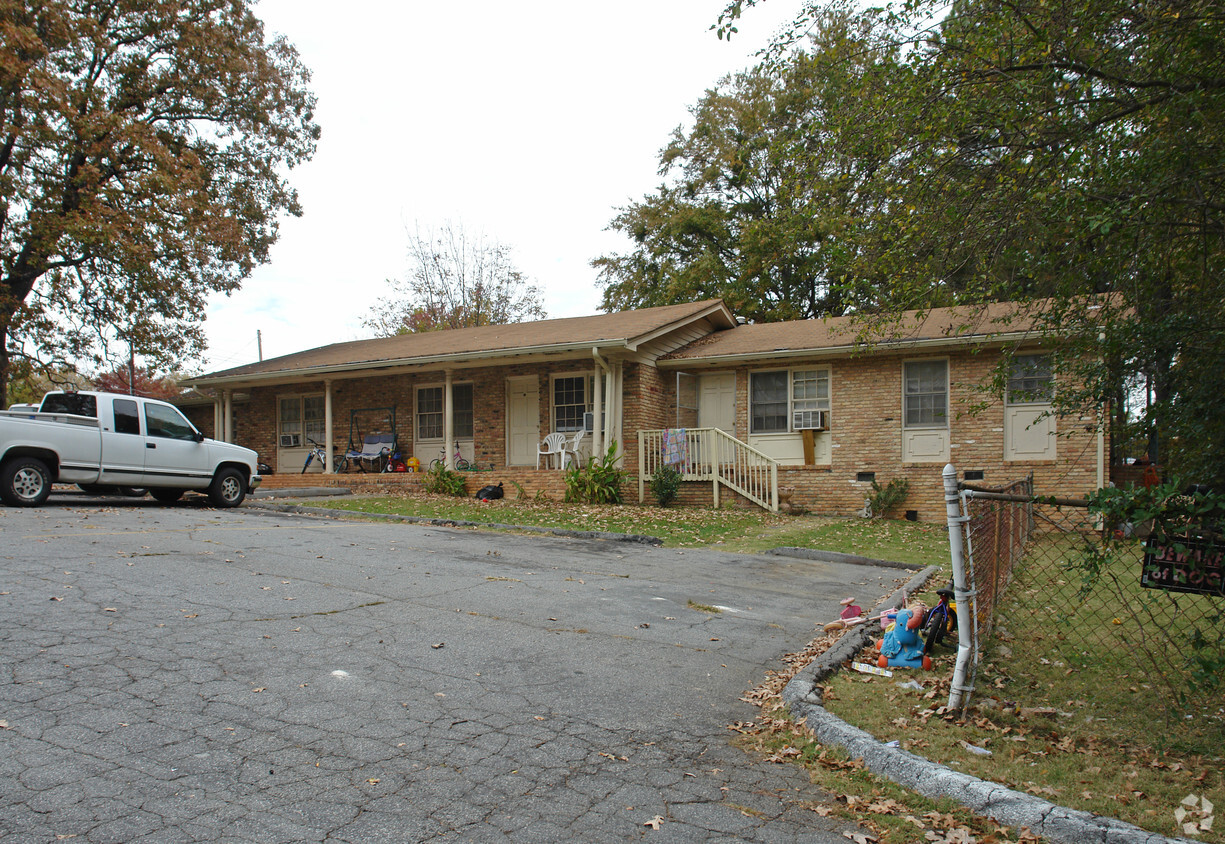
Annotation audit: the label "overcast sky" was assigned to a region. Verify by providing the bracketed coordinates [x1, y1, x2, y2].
[198, 0, 804, 372]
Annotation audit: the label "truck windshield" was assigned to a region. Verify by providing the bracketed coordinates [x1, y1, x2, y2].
[40, 393, 98, 417]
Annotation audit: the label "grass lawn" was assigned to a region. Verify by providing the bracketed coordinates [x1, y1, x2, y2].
[304, 492, 951, 564]
[294, 491, 1224, 842]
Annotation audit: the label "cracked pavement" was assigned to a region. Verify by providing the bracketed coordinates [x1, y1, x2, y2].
[0, 499, 909, 842]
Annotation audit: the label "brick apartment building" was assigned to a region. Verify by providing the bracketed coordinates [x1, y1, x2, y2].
[181, 299, 1105, 519]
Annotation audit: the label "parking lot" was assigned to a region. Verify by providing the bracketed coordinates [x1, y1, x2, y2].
[0, 499, 907, 842]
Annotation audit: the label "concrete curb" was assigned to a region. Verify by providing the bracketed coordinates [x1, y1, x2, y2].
[766, 546, 923, 571]
[247, 500, 665, 546]
[780, 568, 1196, 844]
[252, 487, 352, 499]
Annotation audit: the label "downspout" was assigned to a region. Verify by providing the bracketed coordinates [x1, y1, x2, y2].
[593, 348, 612, 457]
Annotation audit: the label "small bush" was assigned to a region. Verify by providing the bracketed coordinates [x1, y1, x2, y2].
[423, 464, 467, 497]
[564, 441, 627, 504]
[868, 477, 910, 518]
[649, 464, 683, 506]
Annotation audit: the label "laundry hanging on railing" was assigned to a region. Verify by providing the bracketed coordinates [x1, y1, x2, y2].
[662, 428, 688, 466]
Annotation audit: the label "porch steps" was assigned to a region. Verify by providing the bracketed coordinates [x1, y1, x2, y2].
[638, 428, 778, 512]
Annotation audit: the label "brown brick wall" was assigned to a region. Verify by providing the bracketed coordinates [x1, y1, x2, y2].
[674, 348, 1101, 520]
[211, 346, 1101, 521]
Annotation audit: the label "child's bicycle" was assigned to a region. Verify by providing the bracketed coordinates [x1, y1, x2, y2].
[301, 438, 327, 474]
[429, 445, 470, 471]
[921, 583, 958, 653]
[302, 438, 346, 473]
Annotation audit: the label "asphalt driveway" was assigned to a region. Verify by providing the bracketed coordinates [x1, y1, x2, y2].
[0, 500, 911, 842]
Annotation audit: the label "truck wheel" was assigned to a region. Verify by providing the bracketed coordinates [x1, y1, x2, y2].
[208, 467, 247, 508]
[150, 488, 185, 503]
[1, 457, 52, 507]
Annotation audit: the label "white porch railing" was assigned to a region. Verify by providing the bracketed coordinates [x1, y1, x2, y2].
[638, 427, 778, 512]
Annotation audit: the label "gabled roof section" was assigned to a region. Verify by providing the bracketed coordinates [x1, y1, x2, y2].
[189, 300, 736, 387]
[660, 301, 1058, 366]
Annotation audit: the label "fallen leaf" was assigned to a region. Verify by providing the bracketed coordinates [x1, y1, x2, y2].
[644, 815, 663, 830]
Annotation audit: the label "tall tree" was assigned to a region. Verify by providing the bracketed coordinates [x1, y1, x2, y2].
[91, 364, 180, 400]
[0, 0, 320, 403]
[365, 221, 547, 336]
[594, 11, 901, 323]
[716, 0, 1225, 483]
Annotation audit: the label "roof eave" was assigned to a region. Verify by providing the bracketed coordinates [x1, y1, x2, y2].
[657, 329, 1042, 369]
[183, 338, 636, 389]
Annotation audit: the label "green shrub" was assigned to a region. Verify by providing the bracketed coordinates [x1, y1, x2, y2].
[868, 477, 910, 518]
[649, 464, 683, 506]
[423, 464, 467, 497]
[564, 441, 627, 504]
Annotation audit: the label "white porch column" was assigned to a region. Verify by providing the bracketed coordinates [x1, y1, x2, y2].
[223, 390, 233, 443]
[212, 396, 223, 441]
[324, 380, 334, 473]
[592, 365, 604, 458]
[604, 362, 615, 455]
[612, 361, 624, 459]
[444, 370, 454, 469]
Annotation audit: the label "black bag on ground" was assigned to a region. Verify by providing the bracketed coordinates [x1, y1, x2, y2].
[475, 482, 504, 501]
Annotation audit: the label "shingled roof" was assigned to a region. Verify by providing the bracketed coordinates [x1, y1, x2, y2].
[659, 301, 1054, 366]
[189, 299, 736, 387]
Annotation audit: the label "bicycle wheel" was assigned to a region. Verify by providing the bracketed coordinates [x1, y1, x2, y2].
[428, 458, 444, 471]
[301, 453, 314, 474]
[333, 456, 349, 474]
[455, 456, 471, 471]
[922, 607, 947, 653]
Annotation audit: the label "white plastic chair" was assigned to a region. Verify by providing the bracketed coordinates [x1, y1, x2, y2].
[564, 429, 585, 468]
[537, 432, 567, 469]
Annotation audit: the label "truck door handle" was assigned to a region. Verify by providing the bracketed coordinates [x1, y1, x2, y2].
[147, 443, 156, 449]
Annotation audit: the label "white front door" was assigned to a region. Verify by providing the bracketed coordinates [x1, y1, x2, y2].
[699, 373, 736, 433]
[698, 373, 737, 466]
[507, 377, 540, 466]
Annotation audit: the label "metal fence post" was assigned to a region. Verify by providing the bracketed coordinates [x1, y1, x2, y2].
[944, 463, 976, 711]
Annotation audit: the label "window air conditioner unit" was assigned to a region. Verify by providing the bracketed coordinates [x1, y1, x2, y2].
[793, 410, 829, 431]
[583, 411, 594, 433]
[279, 433, 301, 448]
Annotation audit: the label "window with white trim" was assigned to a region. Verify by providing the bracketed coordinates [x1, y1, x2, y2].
[903, 360, 948, 428]
[1007, 354, 1053, 405]
[552, 374, 590, 432]
[416, 384, 473, 440]
[278, 395, 325, 447]
[750, 369, 830, 433]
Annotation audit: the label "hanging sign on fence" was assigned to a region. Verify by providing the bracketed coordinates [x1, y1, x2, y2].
[1141, 534, 1225, 597]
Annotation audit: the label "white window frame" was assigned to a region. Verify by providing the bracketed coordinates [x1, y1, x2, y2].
[278, 393, 325, 448]
[415, 382, 474, 442]
[750, 368, 831, 434]
[551, 372, 592, 433]
[902, 359, 949, 429]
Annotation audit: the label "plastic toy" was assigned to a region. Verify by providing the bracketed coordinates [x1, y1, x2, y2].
[877, 605, 932, 670]
[839, 596, 863, 620]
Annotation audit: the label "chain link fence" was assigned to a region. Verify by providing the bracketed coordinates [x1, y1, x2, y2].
[957, 477, 1224, 723]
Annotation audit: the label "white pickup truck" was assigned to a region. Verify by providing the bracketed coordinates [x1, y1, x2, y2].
[0, 391, 261, 508]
